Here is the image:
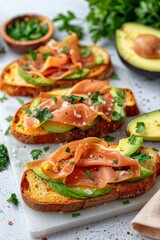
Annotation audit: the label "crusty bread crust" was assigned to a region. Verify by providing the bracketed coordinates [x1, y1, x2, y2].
[20, 145, 158, 212]
[11, 88, 139, 144]
[0, 48, 113, 97]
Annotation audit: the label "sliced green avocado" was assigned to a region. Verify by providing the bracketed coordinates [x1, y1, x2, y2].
[34, 170, 113, 199]
[116, 22, 160, 76]
[110, 87, 125, 122]
[115, 136, 143, 157]
[96, 57, 104, 65]
[30, 97, 40, 108]
[126, 167, 152, 182]
[126, 110, 160, 141]
[18, 68, 55, 86]
[64, 68, 90, 80]
[42, 121, 74, 133]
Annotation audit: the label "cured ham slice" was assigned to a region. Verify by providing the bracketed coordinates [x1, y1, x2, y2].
[26, 137, 141, 189]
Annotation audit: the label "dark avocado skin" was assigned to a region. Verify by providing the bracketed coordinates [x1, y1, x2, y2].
[117, 51, 160, 78]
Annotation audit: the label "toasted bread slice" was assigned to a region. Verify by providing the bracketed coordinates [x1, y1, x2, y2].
[11, 88, 139, 144]
[21, 144, 159, 212]
[0, 46, 113, 97]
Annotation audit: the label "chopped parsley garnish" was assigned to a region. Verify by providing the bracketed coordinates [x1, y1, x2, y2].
[62, 95, 85, 104]
[84, 169, 93, 180]
[33, 108, 53, 123]
[52, 96, 57, 104]
[16, 97, 24, 105]
[133, 152, 151, 164]
[59, 46, 68, 54]
[112, 111, 124, 122]
[7, 193, 19, 206]
[5, 126, 10, 136]
[29, 48, 38, 62]
[114, 178, 119, 181]
[24, 107, 32, 116]
[110, 73, 119, 80]
[104, 135, 116, 142]
[43, 146, 50, 152]
[123, 199, 130, 204]
[0, 94, 8, 102]
[41, 52, 53, 60]
[70, 161, 75, 165]
[30, 149, 43, 160]
[65, 147, 70, 153]
[89, 91, 106, 106]
[80, 46, 92, 58]
[5, 116, 13, 122]
[113, 96, 123, 107]
[153, 148, 159, 152]
[128, 135, 136, 145]
[0, 144, 9, 172]
[136, 122, 145, 133]
[117, 89, 125, 99]
[72, 213, 80, 218]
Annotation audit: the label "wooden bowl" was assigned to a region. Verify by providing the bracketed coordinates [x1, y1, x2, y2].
[1, 14, 54, 54]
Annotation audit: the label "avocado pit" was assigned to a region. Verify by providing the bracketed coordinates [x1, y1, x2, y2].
[134, 34, 160, 59]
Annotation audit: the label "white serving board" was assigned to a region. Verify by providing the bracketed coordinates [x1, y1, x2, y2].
[0, 61, 160, 239]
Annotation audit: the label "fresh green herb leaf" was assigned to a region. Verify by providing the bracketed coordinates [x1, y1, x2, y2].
[53, 11, 83, 39]
[80, 47, 92, 58]
[113, 96, 123, 107]
[5, 116, 13, 122]
[133, 152, 151, 164]
[117, 90, 125, 99]
[33, 108, 53, 123]
[84, 169, 93, 180]
[123, 199, 130, 204]
[59, 46, 68, 54]
[136, 122, 145, 133]
[29, 48, 38, 62]
[70, 161, 75, 165]
[153, 148, 159, 152]
[16, 97, 24, 105]
[128, 135, 137, 145]
[72, 213, 80, 218]
[104, 135, 116, 142]
[7, 193, 19, 206]
[24, 107, 32, 117]
[0, 47, 5, 54]
[97, 95, 106, 105]
[65, 147, 70, 153]
[110, 73, 120, 80]
[114, 178, 119, 181]
[89, 91, 99, 100]
[43, 146, 50, 152]
[41, 52, 53, 61]
[0, 144, 9, 172]
[0, 94, 8, 102]
[144, 76, 153, 81]
[5, 126, 10, 136]
[112, 111, 124, 122]
[30, 149, 43, 160]
[62, 95, 85, 104]
[52, 96, 57, 104]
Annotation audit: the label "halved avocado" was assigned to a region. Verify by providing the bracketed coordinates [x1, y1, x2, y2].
[116, 22, 160, 77]
[42, 121, 74, 133]
[126, 110, 160, 141]
[18, 68, 55, 86]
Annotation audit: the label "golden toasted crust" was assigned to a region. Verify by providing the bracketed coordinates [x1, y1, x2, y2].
[11, 88, 139, 144]
[20, 145, 159, 212]
[0, 48, 113, 97]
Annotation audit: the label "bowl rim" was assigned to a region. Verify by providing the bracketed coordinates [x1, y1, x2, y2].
[1, 13, 54, 46]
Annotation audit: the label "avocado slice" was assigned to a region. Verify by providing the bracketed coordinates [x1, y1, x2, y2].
[126, 110, 160, 141]
[110, 87, 125, 122]
[34, 170, 113, 199]
[96, 57, 104, 65]
[115, 136, 143, 157]
[116, 22, 160, 77]
[126, 167, 152, 182]
[18, 68, 55, 86]
[30, 97, 40, 108]
[42, 121, 74, 133]
[64, 68, 90, 80]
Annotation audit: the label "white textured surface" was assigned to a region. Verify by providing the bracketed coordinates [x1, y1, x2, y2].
[0, 0, 160, 239]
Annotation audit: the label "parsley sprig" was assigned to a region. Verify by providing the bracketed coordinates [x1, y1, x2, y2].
[89, 91, 106, 106]
[62, 95, 85, 104]
[0, 144, 9, 172]
[33, 108, 53, 123]
[7, 193, 19, 206]
[30, 149, 43, 160]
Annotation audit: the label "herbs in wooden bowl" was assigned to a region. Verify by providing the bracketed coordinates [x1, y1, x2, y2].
[1, 14, 54, 53]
